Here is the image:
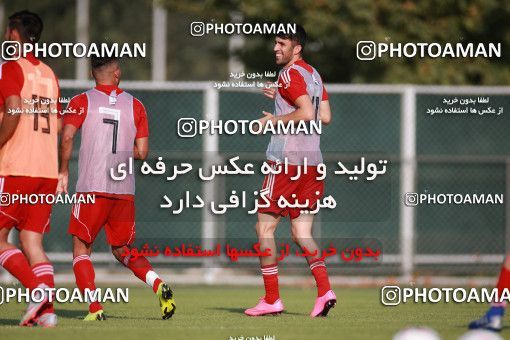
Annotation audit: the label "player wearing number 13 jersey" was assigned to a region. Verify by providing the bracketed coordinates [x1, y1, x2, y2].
[245, 25, 336, 318]
[0, 10, 61, 327]
[58, 56, 175, 321]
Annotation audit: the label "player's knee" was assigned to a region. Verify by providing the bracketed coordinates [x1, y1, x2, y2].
[0, 228, 11, 244]
[291, 235, 306, 247]
[256, 222, 277, 238]
[290, 227, 297, 242]
[290, 228, 311, 244]
[290, 232, 298, 244]
[111, 245, 128, 262]
[72, 236, 91, 257]
[20, 241, 46, 265]
[0, 237, 11, 248]
[111, 247, 122, 258]
[19, 237, 44, 255]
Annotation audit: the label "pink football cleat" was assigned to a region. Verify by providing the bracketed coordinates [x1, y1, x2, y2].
[19, 283, 50, 326]
[35, 313, 58, 328]
[245, 297, 285, 316]
[310, 290, 337, 317]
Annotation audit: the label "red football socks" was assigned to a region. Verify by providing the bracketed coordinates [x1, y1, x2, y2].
[32, 262, 55, 314]
[0, 248, 39, 289]
[121, 252, 161, 293]
[495, 266, 510, 306]
[73, 254, 103, 313]
[261, 263, 280, 304]
[309, 258, 331, 297]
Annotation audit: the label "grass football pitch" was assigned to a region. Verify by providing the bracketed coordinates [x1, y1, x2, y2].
[0, 286, 491, 339]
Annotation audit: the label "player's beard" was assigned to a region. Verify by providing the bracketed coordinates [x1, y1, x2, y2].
[275, 52, 291, 66]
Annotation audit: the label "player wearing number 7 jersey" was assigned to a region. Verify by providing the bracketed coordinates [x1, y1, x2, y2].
[0, 10, 61, 327]
[245, 25, 336, 318]
[58, 56, 175, 321]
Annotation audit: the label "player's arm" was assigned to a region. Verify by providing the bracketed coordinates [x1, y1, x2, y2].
[262, 81, 277, 100]
[260, 94, 314, 126]
[57, 94, 86, 193]
[133, 98, 149, 160]
[134, 137, 148, 160]
[275, 94, 314, 123]
[0, 62, 23, 147]
[0, 95, 21, 147]
[57, 124, 78, 193]
[319, 85, 331, 125]
[259, 69, 314, 125]
[320, 100, 332, 125]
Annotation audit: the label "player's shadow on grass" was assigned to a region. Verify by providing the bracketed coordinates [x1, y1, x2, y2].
[0, 318, 19, 326]
[57, 309, 90, 319]
[454, 324, 510, 331]
[57, 309, 149, 320]
[104, 315, 161, 321]
[208, 307, 304, 316]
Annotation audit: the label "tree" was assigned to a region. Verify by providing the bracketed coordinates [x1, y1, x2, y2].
[163, 0, 510, 84]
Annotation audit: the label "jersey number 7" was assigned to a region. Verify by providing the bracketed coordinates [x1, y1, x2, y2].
[103, 118, 118, 154]
[99, 107, 121, 154]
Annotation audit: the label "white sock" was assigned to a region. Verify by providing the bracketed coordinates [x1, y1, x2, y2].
[145, 270, 160, 288]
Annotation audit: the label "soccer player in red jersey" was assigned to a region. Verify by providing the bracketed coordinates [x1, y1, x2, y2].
[0, 10, 61, 327]
[58, 56, 176, 320]
[245, 25, 336, 317]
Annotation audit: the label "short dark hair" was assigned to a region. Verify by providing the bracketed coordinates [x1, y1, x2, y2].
[91, 56, 118, 70]
[8, 10, 43, 43]
[276, 24, 307, 54]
